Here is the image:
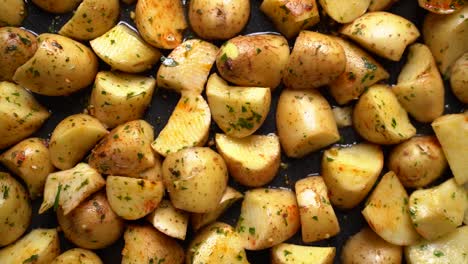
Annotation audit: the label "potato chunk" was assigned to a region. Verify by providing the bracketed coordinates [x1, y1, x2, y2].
[319, 0, 370, 23]
[450, 53, 468, 104]
[51, 248, 103, 264]
[147, 200, 189, 240]
[272, 243, 335, 264]
[0, 27, 37, 81]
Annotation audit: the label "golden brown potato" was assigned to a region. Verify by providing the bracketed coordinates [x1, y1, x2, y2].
[51, 248, 103, 264]
[450, 52, 468, 103]
[32, 0, 82, 13]
[0, 27, 37, 81]
[0, 0, 26, 26]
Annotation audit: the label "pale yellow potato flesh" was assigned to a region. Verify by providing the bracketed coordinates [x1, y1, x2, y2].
[272, 243, 335, 264]
[147, 200, 189, 240]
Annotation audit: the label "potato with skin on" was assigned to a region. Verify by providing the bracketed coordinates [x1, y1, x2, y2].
[283, 31, 346, 90]
[368, 0, 398, 11]
[450, 53, 468, 103]
[215, 133, 280, 187]
[89, 71, 156, 128]
[328, 37, 389, 105]
[362, 171, 420, 246]
[432, 113, 468, 185]
[32, 0, 82, 13]
[162, 147, 228, 213]
[353, 85, 416, 145]
[51, 248, 103, 264]
[388, 136, 447, 188]
[260, 0, 320, 39]
[189, 0, 250, 40]
[187, 222, 249, 264]
[0, 82, 50, 150]
[341, 227, 402, 264]
[0, 27, 37, 81]
[157, 39, 218, 95]
[276, 89, 340, 158]
[0, 0, 26, 26]
[0, 138, 55, 199]
[296, 176, 340, 243]
[322, 143, 384, 209]
[0, 228, 60, 264]
[152, 93, 211, 157]
[49, 114, 108, 170]
[147, 200, 189, 240]
[206, 74, 271, 138]
[319, 0, 371, 23]
[122, 225, 184, 264]
[131, 155, 163, 182]
[271, 243, 335, 264]
[0, 172, 31, 247]
[216, 34, 290, 89]
[89, 120, 155, 176]
[236, 188, 300, 250]
[340, 12, 420, 61]
[57, 192, 124, 249]
[419, 0, 464, 14]
[135, 0, 187, 49]
[90, 24, 161, 73]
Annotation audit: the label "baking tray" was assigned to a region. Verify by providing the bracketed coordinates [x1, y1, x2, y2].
[2, 0, 465, 263]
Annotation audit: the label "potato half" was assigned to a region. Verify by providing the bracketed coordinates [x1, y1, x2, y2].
[450, 52, 468, 103]
[272, 243, 335, 264]
[32, 0, 82, 13]
[319, 0, 371, 23]
[0, 0, 26, 26]
[51, 248, 103, 264]
[0, 27, 37, 81]
[147, 200, 189, 240]
[341, 12, 420, 61]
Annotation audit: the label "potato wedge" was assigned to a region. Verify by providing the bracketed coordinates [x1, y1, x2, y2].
[0, 0, 26, 26]
[0, 138, 54, 199]
[147, 200, 189, 240]
[393, 43, 444, 122]
[0, 228, 60, 264]
[122, 225, 184, 264]
[216, 34, 290, 89]
[89, 71, 156, 128]
[328, 37, 389, 105]
[51, 248, 102, 264]
[272, 243, 336, 264]
[283, 30, 346, 89]
[368, 0, 398, 11]
[90, 24, 161, 73]
[151, 93, 211, 157]
[319, 0, 371, 23]
[0, 172, 31, 247]
[450, 52, 468, 103]
[39, 163, 106, 215]
[206, 73, 271, 138]
[260, 0, 320, 39]
[296, 176, 340, 243]
[32, 0, 82, 13]
[106, 176, 164, 220]
[187, 222, 249, 264]
[89, 120, 155, 175]
[59, 0, 120, 40]
[162, 147, 228, 213]
[341, 12, 420, 61]
[419, 0, 464, 14]
[276, 89, 340, 158]
[157, 39, 218, 94]
[191, 186, 243, 231]
[0, 27, 37, 81]
[353, 85, 416, 145]
[215, 133, 280, 187]
[49, 114, 108, 170]
[0, 82, 50, 149]
[432, 113, 468, 185]
[237, 188, 300, 250]
[341, 227, 402, 264]
[322, 143, 384, 209]
[362, 171, 420, 246]
[135, 0, 187, 49]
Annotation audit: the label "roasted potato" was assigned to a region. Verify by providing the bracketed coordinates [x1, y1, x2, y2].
[332, 106, 353, 128]
[450, 52, 468, 103]
[322, 143, 384, 209]
[341, 227, 402, 264]
[0, 172, 31, 247]
[0, 82, 50, 149]
[362, 171, 420, 246]
[388, 136, 447, 188]
[133, 155, 163, 181]
[49, 114, 108, 170]
[283, 30, 346, 89]
[237, 188, 300, 250]
[135, 0, 187, 49]
[276, 89, 340, 158]
[216, 34, 290, 89]
[0, 27, 37, 81]
[51, 248, 103, 264]
[319, 0, 371, 23]
[57, 191, 125, 249]
[353, 85, 416, 145]
[32, 0, 82, 13]
[162, 147, 228, 213]
[0, 138, 54, 199]
[0, 0, 26, 26]
[206, 74, 271, 138]
[272, 243, 335, 264]
[341, 12, 420, 61]
[147, 200, 189, 240]
[89, 71, 156, 128]
[368, 0, 398, 11]
[419, 0, 465, 14]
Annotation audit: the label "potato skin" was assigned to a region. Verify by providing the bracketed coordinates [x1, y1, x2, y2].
[32, 0, 82, 13]
[0, 27, 37, 81]
[189, 0, 250, 40]
[51, 248, 103, 264]
[0, 0, 26, 26]
[450, 53, 468, 103]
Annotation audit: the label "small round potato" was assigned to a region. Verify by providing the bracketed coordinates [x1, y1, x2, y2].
[189, 0, 250, 40]
[0, 27, 37, 81]
[388, 136, 447, 188]
[57, 191, 125, 249]
[0, 0, 26, 26]
[450, 53, 468, 103]
[51, 248, 103, 264]
[32, 0, 82, 14]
